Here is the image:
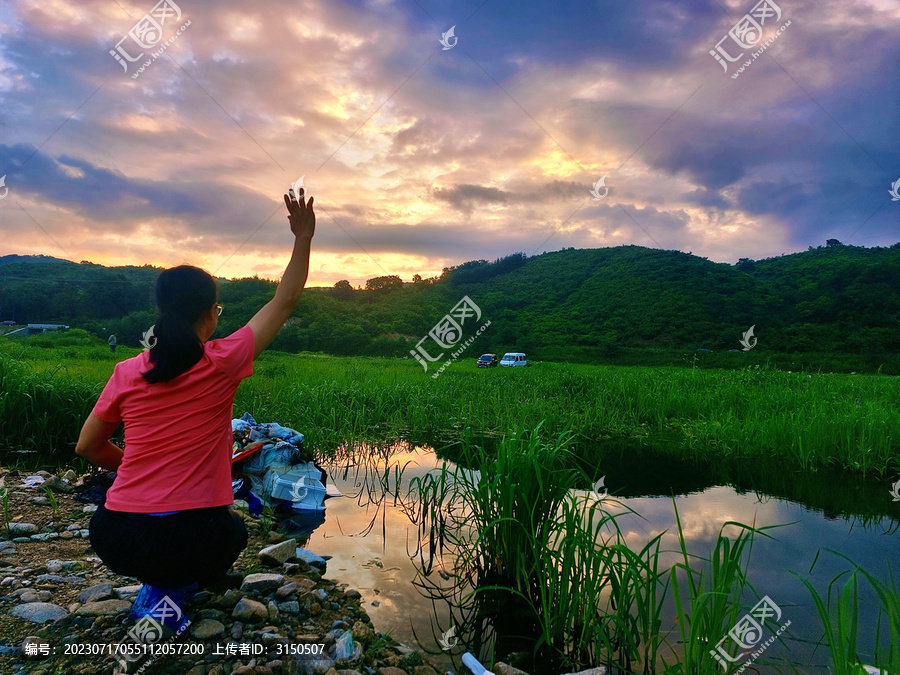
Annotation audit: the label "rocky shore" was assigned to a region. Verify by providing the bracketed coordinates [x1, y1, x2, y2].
[0, 467, 445, 675]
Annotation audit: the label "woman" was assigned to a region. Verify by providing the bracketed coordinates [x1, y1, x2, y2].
[75, 187, 315, 629]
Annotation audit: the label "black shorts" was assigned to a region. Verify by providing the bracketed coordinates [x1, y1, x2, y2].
[89, 504, 247, 589]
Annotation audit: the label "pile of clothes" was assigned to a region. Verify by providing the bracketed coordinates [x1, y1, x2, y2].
[231, 412, 328, 514]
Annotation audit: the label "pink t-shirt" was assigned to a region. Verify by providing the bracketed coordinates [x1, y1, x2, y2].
[92, 326, 255, 513]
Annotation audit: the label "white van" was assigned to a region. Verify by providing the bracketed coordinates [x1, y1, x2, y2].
[500, 352, 528, 367]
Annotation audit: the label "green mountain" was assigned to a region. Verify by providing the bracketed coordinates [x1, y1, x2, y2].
[1, 243, 898, 370]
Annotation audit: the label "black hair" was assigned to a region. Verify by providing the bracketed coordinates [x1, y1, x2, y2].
[142, 265, 217, 384]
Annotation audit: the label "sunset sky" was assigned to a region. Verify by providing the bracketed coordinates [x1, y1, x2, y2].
[0, 0, 898, 286]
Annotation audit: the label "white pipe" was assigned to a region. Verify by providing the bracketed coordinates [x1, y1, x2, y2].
[462, 652, 495, 675]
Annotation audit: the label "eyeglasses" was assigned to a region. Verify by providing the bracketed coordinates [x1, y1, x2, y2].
[216, 304, 223, 316]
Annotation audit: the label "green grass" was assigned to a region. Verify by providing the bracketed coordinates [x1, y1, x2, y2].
[409, 426, 780, 673]
[796, 551, 900, 675]
[411, 427, 897, 674]
[1, 341, 899, 477]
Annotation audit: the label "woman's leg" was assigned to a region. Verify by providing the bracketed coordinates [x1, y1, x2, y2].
[90, 505, 247, 589]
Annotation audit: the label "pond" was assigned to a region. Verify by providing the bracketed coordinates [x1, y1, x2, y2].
[284, 442, 900, 674]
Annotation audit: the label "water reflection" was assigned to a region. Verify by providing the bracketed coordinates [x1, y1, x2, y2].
[289, 442, 900, 674]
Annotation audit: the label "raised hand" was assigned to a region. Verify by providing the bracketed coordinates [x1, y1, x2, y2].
[284, 187, 315, 240]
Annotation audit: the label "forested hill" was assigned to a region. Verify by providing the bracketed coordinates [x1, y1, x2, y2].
[1, 243, 898, 365]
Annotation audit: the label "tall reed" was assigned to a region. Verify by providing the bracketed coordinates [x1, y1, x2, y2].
[410, 427, 772, 673]
[796, 550, 900, 675]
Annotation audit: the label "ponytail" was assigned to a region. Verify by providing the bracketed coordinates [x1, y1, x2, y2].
[142, 265, 217, 384]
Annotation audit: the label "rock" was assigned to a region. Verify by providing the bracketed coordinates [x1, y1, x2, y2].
[412, 668, 440, 675]
[267, 600, 279, 622]
[377, 668, 409, 675]
[62, 469, 77, 482]
[217, 588, 243, 609]
[189, 605, 218, 619]
[59, 531, 74, 539]
[185, 666, 206, 675]
[561, 669, 607, 675]
[231, 598, 268, 622]
[30, 533, 58, 541]
[114, 585, 142, 600]
[190, 618, 225, 640]
[231, 620, 243, 640]
[35, 574, 86, 584]
[74, 599, 132, 616]
[8, 523, 37, 536]
[240, 573, 284, 595]
[82, 505, 98, 513]
[258, 538, 298, 566]
[46, 560, 80, 574]
[278, 600, 300, 614]
[295, 548, 327, 568]
[190, 590, 212, 605]
[295, 578, 316, 593]
[77, 583, 113, 604]
[275, 581, 298, 600]
[10, 602, 69, 623]
[79, 529, 90, 538]
[20, 635, 52, 659]
[343, 589, 361, 600]
[0, 541, 15, 555]
[495, 665, 531, 675]
[43, 475, 74, 493]
[19, 589, 52, 603]
[351, 621, 374, 645]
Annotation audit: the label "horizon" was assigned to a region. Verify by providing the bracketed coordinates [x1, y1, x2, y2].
[7, 238, 893, 288]
[0, 0, 898, 287]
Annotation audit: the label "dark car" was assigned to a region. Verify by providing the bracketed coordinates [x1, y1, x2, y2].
[477, 354, 498, 368]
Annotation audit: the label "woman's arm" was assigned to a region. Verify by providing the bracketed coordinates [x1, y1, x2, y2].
[247, 188, 316, 359]
[75, 413, 124, 470]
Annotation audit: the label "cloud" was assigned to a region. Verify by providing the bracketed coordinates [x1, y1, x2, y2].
[0, 0, 896, 285]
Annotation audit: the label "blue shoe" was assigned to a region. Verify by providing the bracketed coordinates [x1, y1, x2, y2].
[129, 583, 195, 634]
